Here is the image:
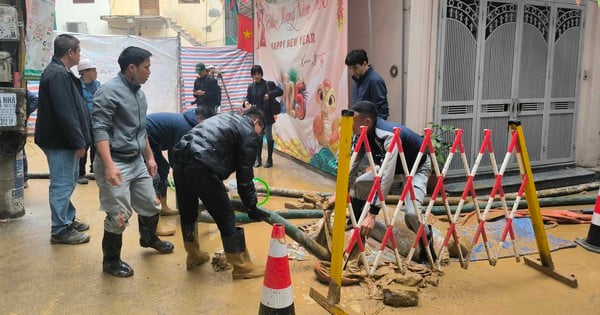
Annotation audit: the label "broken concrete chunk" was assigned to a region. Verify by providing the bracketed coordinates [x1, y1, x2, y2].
[303, 192, 323, 204]
[394, 272, 423, 287]
[383, 288, 419, 307]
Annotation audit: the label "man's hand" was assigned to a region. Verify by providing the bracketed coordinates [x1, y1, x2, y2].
[360, 213, 376, 236]
[145, 158, 158, 177]
[104, 164, 123, 186]
[242, 101, 251, 110]
[75, 148, 86, 158]
[194, 90, 206, 96]
[263, 94, 269, 101]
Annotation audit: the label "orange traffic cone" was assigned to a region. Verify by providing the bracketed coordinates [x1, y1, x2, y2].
[258, 223, 295, 315]
[575, 188, 600, 253]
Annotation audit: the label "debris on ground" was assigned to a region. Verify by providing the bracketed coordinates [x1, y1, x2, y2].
[211, 250, 232, 272]
[284, 192, 335, 210]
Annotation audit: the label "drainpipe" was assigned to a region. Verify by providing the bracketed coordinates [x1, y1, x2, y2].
[401, 0, 407, 124]
[368, 0, 374, 56]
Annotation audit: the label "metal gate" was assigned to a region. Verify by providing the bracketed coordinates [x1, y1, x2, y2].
[435, 0, 585, 174]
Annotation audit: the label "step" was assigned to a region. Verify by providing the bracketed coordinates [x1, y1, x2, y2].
[443, 167, 597, 196]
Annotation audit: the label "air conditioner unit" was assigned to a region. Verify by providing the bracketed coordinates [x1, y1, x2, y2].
[66, 22, 88, 34]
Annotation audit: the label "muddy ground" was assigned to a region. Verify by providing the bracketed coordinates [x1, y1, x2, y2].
[0, 139, 599, 314]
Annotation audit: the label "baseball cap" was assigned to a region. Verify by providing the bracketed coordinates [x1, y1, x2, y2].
[195, 63, 206, 73]
[78, 59, 97, 71]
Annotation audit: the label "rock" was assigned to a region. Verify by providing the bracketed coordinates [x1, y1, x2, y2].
[285, 201, 304, 209]
[301, 202, 315, 209]
[425, 274, 440, 287]
[394, 272, 423, 287]
[303, 192, 323, 204]
[383, 288, 419, 307]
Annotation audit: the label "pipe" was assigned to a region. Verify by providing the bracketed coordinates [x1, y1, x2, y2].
[198, 199, 330, 261]
[197, 209, 323, 224]
[258, 181, 599, 206]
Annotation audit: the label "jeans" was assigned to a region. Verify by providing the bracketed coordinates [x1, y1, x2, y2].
[151, 146, 171, 198]
[43, 148, 79, 235]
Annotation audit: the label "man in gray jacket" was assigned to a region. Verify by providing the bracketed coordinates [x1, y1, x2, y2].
[92, 46, 174, 278]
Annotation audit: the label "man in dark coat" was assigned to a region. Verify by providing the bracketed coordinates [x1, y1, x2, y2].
[345, 49, 390, 120]
[34, 34, 91, 244]
[172, 107, 268, 278]
[243, 65, 283, 168]
[192, 63, 221, 116]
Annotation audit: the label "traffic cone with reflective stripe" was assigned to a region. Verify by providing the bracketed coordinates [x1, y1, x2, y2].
[258, 223, 295, 315]
[575, 188, 600, 253]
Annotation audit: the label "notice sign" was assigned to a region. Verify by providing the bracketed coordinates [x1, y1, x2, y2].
[0, 92, 17, 127]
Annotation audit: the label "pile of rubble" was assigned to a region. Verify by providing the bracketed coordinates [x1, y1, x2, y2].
[284, 192, 335, 210]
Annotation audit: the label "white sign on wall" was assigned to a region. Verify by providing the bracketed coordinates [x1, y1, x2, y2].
[0, 92, 17, 127]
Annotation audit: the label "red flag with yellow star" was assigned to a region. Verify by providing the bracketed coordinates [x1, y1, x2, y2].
[237, 14, 253, 53]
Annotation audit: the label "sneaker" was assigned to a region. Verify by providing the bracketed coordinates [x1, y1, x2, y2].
[51, 228, 90, 244]
[77, 177, 89, 184]
[72, 218, 90, 232]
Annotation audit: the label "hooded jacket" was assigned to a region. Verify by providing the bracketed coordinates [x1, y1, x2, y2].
[173, 113, 260, 209]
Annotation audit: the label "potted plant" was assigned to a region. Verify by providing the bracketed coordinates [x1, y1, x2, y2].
[427, 122, 455, 194]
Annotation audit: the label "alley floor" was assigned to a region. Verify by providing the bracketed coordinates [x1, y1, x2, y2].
[1, 138, 599, 314]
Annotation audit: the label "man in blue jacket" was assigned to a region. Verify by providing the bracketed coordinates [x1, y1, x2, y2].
[34, 34, 91, 245]
[146, 107, 215, 235]
[345, 49, 390, 120]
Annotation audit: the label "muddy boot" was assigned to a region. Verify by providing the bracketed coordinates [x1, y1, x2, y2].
[264, 140, 274, 168]
[156, 215, 176, 236]
[254, 140, 263, 167]
[222, 227, 264, 280]
[139, 214, 174, 253]
[102, 231, 134, 277]
[159, 195, 178, 216]
[182, 224, 210, 270]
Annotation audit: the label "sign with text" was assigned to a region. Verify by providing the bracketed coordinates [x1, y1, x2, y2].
[0, 92, 17, 127]
[255, 0, 347, 175]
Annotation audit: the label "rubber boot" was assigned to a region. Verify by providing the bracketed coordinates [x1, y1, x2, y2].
[254, 140, 263, 167]
[102, 231, 134, 277]
[182, 224, 210, 270]
[159, 195, 178, 216]
[139, 214, 174, 253]
[222, 227, 264, 280]
[264, 140, 274, 168]
[156, 215, 176, 236]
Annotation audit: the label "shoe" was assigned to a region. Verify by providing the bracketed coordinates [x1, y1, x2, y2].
[72, 218, 90, 232]
[263, 158, 273, 168]
[51, 228, 90, 244]
[182, 224, 210, 270]
[77, 177, 89, 184]
[254, 159, 262, 168]
[159, 195, 178, 216]
[24, 181, 29, 189]
[222, 227, 264, 280]
[139, 214, 174, 254]
[102, 231, 134, 277]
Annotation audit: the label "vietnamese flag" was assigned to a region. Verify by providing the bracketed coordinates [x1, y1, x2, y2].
[237, 14, 253, 53]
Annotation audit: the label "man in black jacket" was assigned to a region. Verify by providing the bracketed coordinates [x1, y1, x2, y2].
[192, 63, 221, 116]
[172, 107, 267, 279]
[345, 49, 389, 120]
[34, 34, 91, 245]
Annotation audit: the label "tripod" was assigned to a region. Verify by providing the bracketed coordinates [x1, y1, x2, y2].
[216, 72, 235, 112]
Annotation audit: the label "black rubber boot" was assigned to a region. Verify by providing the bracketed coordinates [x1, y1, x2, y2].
[264, 140, 274, 168]
[139, 214, 174, 253]
[254, 140, 263, 167]
[102, 231, 134, 277]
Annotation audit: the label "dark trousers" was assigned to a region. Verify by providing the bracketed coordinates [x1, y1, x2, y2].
[172, 163, 236, 237]
[151, 147, 171, 197]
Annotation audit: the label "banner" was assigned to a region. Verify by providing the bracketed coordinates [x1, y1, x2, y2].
[24, 0, 55, 79]
[255, 0, 347, 175]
